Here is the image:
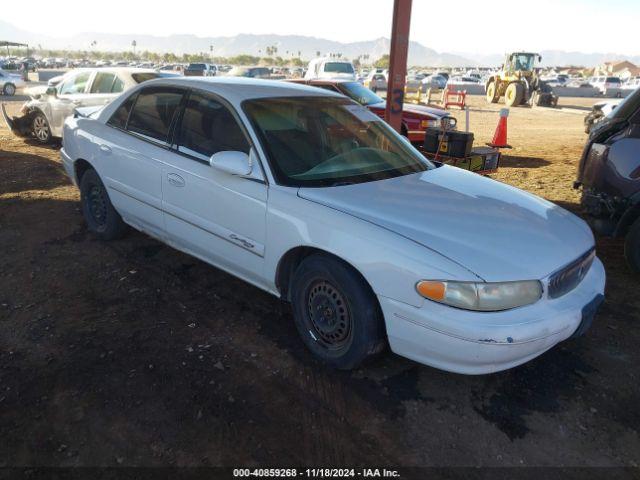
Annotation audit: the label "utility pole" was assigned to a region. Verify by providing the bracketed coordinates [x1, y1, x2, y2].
[385, 0, 413, 134]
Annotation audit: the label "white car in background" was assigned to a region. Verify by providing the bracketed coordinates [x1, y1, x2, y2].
[590, 76, 623, 95]
[305, 57, 356, 81]
[59, 77, 605, 374]
[0, 68, 27, 96]
[2, 67, 179, 144]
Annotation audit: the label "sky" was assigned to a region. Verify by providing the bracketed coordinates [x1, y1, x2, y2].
[2, 0, 639, 55]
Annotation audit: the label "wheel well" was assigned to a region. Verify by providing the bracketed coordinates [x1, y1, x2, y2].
[74, 159, 93, 185]
[275, 247, 374, 302]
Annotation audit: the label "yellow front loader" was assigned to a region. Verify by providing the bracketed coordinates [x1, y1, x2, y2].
[485, 52, 542, 107]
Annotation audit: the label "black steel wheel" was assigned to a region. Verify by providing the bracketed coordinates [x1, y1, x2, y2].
[291, 254, 386, 369]
[80, 168, 127, 240]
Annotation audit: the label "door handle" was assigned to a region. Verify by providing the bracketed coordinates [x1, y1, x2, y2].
[167, 173, 185, 187]
[99, 144, 111, 154]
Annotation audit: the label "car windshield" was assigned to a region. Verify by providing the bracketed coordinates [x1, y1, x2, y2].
[606, 77, 621, 83]
[324, 62, 354, 74]
[607, 86, 640, 120]
[243, 96, 431, 187]
[339, 81, 383, 106]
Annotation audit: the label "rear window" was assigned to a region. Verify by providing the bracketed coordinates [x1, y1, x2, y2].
[187, 64, 206, 70]
[607, 77, 621, 84]
[126, 87, 184, 143]
[131, 73, 162, 84]
[324, 62, 354, 74]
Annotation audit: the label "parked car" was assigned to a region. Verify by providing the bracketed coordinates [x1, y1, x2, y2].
[575, 86, 640, 273]
[226, 66, 271, 79]
[184, 63, 217, 77]
[304, 57, 356, 81]
[583, 99, 622, 133]
[421, 74, 447, 90]
[290, 78, 455, 147]
[590, 76, 623, 95]
[447, 76, 482, 85]
[60, 77, 605, 374]
[363, 71, 388, 92]
[0, 68, 26, 96]
[2, 68, 179, 144]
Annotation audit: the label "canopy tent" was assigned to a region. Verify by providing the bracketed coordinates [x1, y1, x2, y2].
[1, 41, 29, 56]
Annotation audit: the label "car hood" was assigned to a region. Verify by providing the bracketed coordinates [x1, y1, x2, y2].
[369, 101, 449, 119]
[298, 166, 594, 282]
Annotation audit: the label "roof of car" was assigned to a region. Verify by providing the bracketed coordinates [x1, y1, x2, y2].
[144, 76, 345, 102]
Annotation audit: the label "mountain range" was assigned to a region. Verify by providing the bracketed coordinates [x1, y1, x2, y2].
[2, 20, 638, 68]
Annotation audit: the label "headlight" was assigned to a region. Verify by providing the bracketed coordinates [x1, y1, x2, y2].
[416, 280, 542, 311]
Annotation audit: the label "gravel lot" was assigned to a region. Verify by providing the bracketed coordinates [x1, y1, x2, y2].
[0, 92, 639, 471]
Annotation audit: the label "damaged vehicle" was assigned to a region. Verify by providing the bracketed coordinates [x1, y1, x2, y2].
[2, 68, 178, 144]
[583, 99, 622, 134]
[575, 86, 640, 273]
[60, 77, 605, 374]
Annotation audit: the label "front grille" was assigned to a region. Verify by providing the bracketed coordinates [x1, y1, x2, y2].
[548, 248, 596, 299]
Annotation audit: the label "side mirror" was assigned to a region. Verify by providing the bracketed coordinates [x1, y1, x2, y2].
[209, 150, 252, 176]
[46, 86, 57, 97]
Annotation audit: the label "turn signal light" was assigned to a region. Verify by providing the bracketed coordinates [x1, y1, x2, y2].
[416, 280, 446, 301]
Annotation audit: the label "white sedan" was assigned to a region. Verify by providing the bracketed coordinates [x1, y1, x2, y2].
[60, 77, 606, 374]
[0, 68, 26, 96]
[2, 67, 179, 144]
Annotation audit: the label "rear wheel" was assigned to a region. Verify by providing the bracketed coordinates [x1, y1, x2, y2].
[32, 112, 52, 144]
[80, 168, 127, 240]
[290, 254, 386, 370]
[3, 83, 16, 96]
[486, 81, 499, 103]
[624, 218, 640, 275]
[505, 83, 525, 107]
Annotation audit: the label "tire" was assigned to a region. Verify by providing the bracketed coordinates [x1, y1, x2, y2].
[624, 218, 640, 275]
[505, 83, 525, 107]
[290, 254, 386, 370]
[32, 112, 52, 144]
[486, 81, 498, 103]
[3, 83, 16, 96]
[80, 168, 127, 240]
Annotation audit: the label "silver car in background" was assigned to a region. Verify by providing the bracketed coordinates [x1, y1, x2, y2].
[2, 68, 178, 144]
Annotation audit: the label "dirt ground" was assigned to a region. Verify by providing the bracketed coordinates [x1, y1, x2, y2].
[0, 92, 639, 472]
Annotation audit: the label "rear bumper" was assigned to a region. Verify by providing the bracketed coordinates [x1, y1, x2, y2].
[379, 257, 606, 374]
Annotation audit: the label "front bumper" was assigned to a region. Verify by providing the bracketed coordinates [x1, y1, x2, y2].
[1, 103, 34, 138]
[379, 257, 606, 374]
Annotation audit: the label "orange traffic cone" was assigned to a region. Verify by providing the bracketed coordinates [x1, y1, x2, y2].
[487, 108, 511, 148]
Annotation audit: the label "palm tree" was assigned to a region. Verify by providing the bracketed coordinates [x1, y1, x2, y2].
[131, 40, 137, 57]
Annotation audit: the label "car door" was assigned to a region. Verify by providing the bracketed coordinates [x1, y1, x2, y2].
[49, 70, 93, 131]
[84, 71, 125, 107]
[161, 90, 268, 284]
[97, 86, 186, 239]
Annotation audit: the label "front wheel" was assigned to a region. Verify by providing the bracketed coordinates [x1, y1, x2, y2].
[32, 112, 52, 144]
[486, 81, 499, 103]
[624, 218, 640, 275]
[3, 83, 16, 96]
[290, 254, 386, 369]
[80, 168, 127, 240]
